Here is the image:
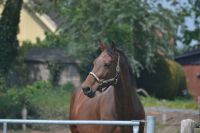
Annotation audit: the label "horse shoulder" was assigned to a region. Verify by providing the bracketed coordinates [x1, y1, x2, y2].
[99, 86, 117, 120]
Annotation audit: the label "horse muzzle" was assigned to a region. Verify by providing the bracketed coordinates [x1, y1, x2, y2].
[82, 87, 95, 98]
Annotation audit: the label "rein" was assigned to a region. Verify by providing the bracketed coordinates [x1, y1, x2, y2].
[89, 54, 120, 92]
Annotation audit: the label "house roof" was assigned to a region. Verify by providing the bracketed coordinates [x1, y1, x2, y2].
[175, 49, 200, 65]
[24, 48, 76, 63]
[25, 0, 65, 31]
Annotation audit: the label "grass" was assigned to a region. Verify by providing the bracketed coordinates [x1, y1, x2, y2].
[140, 96, 198, 110]
[32, 90, 198, 120]
[1, 84, 198, 132]
[3, 79, 196, 121]
[29, 88, 72, 119]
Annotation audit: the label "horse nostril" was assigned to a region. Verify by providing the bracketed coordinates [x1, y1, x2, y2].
[83, 87, 91, 93]
[82, 87, 95, 98]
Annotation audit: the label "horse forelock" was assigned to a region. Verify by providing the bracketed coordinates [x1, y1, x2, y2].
[106, 47, 114, 57]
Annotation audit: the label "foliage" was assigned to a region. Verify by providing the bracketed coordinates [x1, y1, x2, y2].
[29, 0, 181, 75]
[0, 0, 23, 75]
[59, 81, 74, 92]
[180, 0, 200, 47]
[29, 33, 99, 80]
[25, 81, 71, 119]
[0, 81, 73, 119]
[6, 42, 33, 86]
[33, 33, 70, 48]
[0, 89, 22, 118]
[47, 63, 64, 85]
[0, 76, 6, 92]
[136, 59, 187, 99]
[0, 81, 49, 118]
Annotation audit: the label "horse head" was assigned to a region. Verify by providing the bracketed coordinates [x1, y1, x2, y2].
[82, 41, 120, 98]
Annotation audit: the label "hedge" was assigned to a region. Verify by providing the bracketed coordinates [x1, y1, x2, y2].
[0, 81, 73, 119]
[136, 59, 187, 99]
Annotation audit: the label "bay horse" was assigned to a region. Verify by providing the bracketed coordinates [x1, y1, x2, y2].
[69, 42, 145, 133]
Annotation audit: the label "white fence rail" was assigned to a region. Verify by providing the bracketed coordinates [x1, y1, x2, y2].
[0, 116, 156, 133]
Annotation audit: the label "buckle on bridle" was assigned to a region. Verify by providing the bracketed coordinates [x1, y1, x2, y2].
[89, 54, 120, 92]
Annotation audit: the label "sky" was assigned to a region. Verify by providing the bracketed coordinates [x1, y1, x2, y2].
[158, 0, 195, 29]
[153, 0, 197, 48]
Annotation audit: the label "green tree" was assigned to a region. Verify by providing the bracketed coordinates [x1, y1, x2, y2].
[0, 0, 23, 75]
[173, 0, 200, 52]
[183, 0, 200, 47]
[31, 0, 181, 76]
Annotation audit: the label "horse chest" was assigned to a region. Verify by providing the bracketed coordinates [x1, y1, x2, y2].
[73, 90, 116, 120]
[73, 92, 100, 119]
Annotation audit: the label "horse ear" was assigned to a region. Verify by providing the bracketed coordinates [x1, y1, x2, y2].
[99, 40, 106, 51]
[111, 41, 117, 52]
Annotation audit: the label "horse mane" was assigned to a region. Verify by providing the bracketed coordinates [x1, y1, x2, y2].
[107, 47, 136, 87]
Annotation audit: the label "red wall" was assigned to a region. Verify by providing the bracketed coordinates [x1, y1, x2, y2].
[183, 65, 200, 97]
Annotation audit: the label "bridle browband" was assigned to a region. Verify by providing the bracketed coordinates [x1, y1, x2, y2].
[89, 54, 120, 92]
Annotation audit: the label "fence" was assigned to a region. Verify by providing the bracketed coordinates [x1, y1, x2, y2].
[0, 116, 156, 133]
[180, 119, 200, 133]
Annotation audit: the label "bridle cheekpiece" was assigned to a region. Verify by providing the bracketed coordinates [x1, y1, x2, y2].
[89, 54, 120, 92]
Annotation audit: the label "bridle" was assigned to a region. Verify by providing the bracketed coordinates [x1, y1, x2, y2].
[89, 54, 120, 92]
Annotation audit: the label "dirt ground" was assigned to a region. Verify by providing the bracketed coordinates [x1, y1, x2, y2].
[1, 108, 200, 133]
[146, 109, 200, 133]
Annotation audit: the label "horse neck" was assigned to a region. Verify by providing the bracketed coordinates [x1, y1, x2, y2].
[114, 56, 138, 118]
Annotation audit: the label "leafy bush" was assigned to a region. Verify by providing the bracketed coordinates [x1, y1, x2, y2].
[60, 82, 74, 92]
[0, 76, 6, 92]
[0, 81, 49, 118]
[0, 88, 22, 118]
[136, 59, 187, 99]
[0, 81, 72, 119]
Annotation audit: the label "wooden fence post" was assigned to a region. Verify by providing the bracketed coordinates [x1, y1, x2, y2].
[180, 119, 195, 133]
[161, 100, 167, 124]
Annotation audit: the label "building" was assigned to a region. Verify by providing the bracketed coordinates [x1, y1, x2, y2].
[0, 0, 63, 44]
[0, 1, 81, 87]
[24, 48, 81, 87]
[175, 49, 200, 99]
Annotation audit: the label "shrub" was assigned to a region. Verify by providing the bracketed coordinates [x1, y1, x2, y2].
[0, 81, 72, 119]
[60, 82, 74, 92]
[0, 76, 6, 92]
[0, 81, 49, 118]
[0, 88, 21, 118]
[136, 59, 187, 99]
